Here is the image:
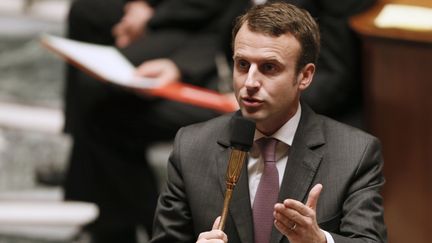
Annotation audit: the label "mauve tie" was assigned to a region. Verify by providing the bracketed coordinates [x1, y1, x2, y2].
[253, 137, 279, 243]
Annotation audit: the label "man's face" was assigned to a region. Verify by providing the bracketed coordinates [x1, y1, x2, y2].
[233, 24, 314, 135]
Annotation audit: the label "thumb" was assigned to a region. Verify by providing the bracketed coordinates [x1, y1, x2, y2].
[306, 184, 323, 210]
[212, 216, 221, 230]
[135, 62, 153, 76]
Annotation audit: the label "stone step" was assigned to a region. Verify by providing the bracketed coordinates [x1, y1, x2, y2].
[0, 0, 70, 23]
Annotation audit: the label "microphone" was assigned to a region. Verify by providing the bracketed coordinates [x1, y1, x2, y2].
[218, 116, 255, 230]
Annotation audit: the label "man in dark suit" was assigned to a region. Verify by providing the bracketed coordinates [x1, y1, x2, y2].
[150, 2, 387, 243]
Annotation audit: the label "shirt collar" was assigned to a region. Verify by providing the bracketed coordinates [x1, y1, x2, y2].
[253, 103, 301, 146]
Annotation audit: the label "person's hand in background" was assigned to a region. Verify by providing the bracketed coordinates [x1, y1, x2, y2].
[135, 58, 181, 87]
[112, 1, 154, 48]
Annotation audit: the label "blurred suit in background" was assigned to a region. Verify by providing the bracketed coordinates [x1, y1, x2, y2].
[63, 0, 247, 242]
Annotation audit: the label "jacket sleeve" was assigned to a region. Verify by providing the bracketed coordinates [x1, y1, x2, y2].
[331, 137, 387, 242]
[150, 127, 196, 243]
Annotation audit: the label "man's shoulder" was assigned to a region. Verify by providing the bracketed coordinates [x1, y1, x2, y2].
[184, 112, 232, 131]
[301, 104, 378, 145]
[176, 113, 233, 142]
[317, 114, 379, 146]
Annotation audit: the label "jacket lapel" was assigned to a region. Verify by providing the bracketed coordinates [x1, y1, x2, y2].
[216, 114, 254, 243]
[271, 104, 326, 243]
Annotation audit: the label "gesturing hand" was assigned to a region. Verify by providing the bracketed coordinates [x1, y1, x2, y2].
[274, 184, 326, 243]
[196, 217, 228, 243]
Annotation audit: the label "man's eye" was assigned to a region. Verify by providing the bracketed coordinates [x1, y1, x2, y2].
[237, 60, 250, 71]
[261, 63, 277, 74]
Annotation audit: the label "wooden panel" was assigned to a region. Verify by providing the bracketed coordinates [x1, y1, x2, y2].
[361, 37, 432, 243]
[350, 0, 432, 242]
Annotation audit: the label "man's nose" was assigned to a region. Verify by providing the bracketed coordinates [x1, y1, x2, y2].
[244, 64, 260, 89]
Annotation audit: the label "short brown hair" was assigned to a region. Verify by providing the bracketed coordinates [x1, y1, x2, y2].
[232, 2, 320, 74]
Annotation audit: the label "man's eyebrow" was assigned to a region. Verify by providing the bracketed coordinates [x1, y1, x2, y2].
[232, 54, 244, 60]
[232, 54, 283, 65]
[263, 57, 282, 62]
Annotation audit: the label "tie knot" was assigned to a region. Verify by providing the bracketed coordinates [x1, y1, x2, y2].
[257, 137, 278, 163]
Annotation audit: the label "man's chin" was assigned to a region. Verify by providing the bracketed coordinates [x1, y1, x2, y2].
[240, 108, 264, 121]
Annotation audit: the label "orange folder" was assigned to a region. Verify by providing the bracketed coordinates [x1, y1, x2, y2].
[40, 35, 237, 113]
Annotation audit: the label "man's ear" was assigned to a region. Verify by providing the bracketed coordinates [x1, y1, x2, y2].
[297, 63, 315, 91]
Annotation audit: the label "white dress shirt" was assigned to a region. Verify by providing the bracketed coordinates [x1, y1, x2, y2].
[247, 104, 334, 243]
[247, 104, 301, 204]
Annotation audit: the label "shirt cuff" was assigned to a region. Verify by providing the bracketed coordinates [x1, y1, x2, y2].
[321, 230, 335, 243]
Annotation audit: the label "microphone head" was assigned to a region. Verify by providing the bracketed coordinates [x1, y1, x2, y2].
[230, 116, 256, 151]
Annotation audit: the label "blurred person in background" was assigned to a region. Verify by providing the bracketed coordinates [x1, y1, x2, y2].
[63, 0, 246, 243]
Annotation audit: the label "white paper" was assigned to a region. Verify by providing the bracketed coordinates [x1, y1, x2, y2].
[41, 34, 159, 89]
[374, 4, 432, 31]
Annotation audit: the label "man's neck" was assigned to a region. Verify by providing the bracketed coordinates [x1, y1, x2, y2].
[256, 104, 301, 136]
[255, 103, 302, 145]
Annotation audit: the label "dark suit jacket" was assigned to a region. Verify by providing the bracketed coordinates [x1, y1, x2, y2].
[64, 0, 246, 134]
[151, 104, 387, 243]
[63, 0, 242, 232]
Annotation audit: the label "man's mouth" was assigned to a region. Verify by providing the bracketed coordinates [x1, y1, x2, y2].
[241, 96, 263, 108]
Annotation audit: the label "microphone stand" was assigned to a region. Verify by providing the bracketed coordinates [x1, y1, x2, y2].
[218, 148, 248, 230]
